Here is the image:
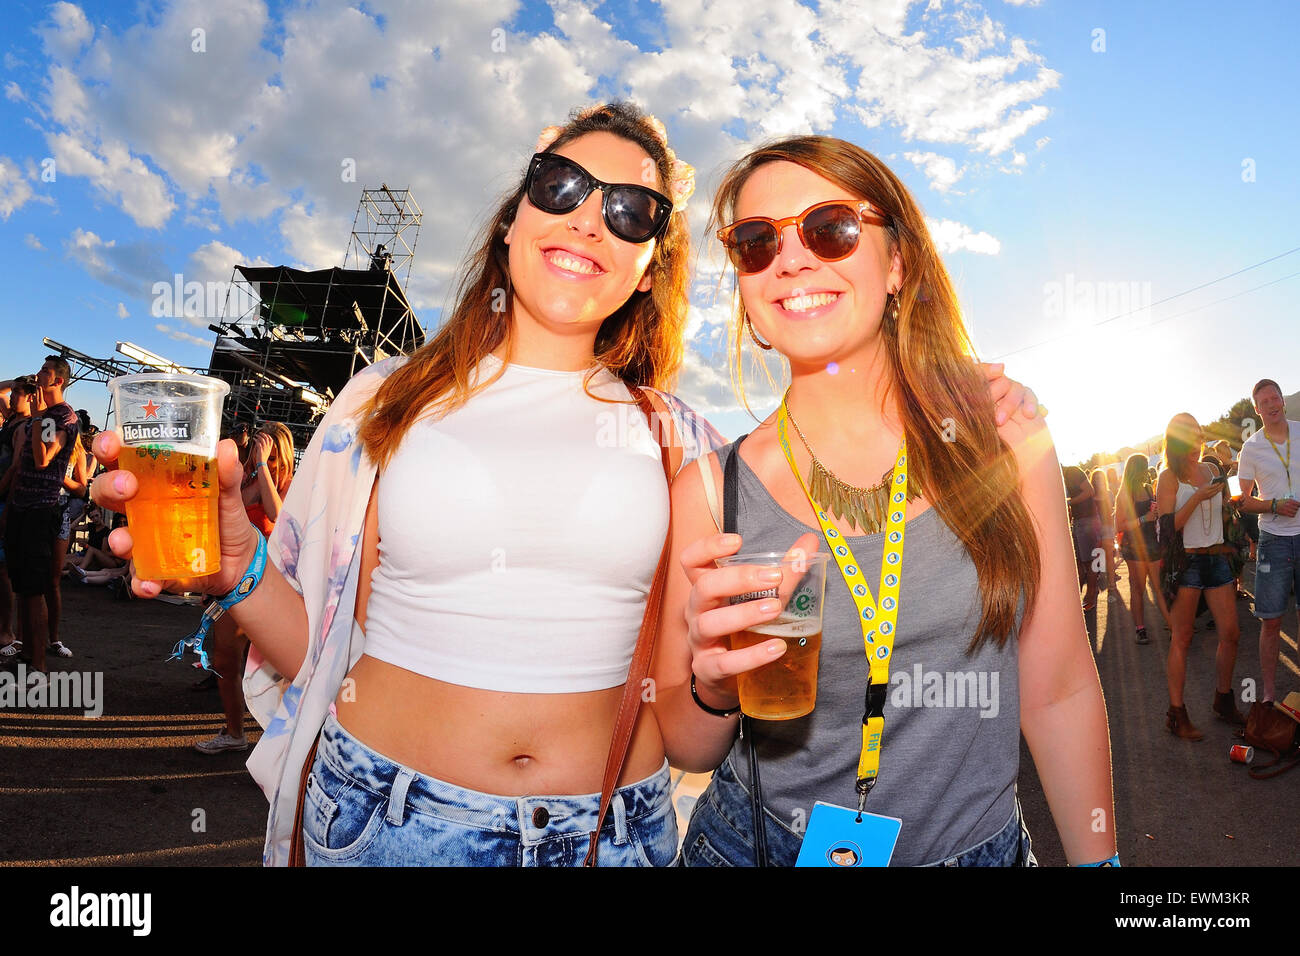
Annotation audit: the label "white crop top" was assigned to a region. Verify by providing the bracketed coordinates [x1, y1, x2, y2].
[1176, 477, 1223, 549]
[361, 354, 669, 693]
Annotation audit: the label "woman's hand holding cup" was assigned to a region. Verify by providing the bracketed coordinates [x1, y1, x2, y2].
[679, 530, 821, 709]
[90, 432, 261, 599]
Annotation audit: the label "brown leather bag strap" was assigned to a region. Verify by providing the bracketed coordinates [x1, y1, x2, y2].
[289, 736, 321, 867]
[584, 388, 677, 866]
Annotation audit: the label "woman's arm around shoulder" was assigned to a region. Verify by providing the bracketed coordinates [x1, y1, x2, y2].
[998, 414, 1117, 865]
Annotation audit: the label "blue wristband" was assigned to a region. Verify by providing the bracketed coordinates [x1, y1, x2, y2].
[168, 529, 268, 674]
[1076, 854, 1121, 867]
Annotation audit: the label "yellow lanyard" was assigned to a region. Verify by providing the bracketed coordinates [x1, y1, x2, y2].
[776, 397, 908, 813]
[1265, 431, 1292, 495]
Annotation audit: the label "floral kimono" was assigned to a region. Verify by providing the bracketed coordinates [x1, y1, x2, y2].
[242, 356, 724, 865]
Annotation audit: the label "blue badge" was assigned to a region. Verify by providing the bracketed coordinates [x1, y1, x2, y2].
[795, 803, 902, 867]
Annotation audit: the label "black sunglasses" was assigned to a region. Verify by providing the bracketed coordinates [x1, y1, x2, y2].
[717, 200, 890, 275]
[525, 152, 673, 244]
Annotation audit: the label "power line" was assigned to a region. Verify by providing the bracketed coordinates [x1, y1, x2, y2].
[1121, 267, 1300, 335]
[991, 244, 1300, 359]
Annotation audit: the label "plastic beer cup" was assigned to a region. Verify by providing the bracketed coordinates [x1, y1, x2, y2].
[718, 550, 829, 720]
[107, 373, 230, 580]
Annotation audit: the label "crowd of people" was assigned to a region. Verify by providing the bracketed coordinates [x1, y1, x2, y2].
[0, 356, 297, 755]
[1064, 379, 1299, 742]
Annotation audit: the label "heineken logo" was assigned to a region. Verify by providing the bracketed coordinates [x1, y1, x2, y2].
[123, 421, 192, 443]
[732, 587, 778, 605]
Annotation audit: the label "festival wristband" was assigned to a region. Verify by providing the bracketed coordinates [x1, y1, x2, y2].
[691, 672, 741, 718]
[167, 528, 268, 674]
[1076, 854, 1121, 867]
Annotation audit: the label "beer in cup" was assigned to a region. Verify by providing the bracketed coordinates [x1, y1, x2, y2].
[107, 373, 230, 580]
[718, 550, 829, 720]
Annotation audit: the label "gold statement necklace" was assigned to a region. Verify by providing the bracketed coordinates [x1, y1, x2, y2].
[784, 391, 922, 534]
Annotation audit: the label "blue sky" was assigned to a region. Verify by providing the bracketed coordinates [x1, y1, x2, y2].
[2, 0, 1298, 462]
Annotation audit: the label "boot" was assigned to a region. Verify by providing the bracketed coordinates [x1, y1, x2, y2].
[1166, 705, 1204, 741]
[1212, 690, 1246, 726]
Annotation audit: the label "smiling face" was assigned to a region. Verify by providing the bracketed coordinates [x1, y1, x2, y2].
[504, 131, 658, 341]
[1253, 383, 1286, 427]
[733, 161, 902, 374]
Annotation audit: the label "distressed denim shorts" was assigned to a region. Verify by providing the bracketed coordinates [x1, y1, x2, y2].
[679, 753, 1036, 867]
[1254, 530, 1300, 618]
[1176, 553, 1234, 591]
[302, 712, 678, 866]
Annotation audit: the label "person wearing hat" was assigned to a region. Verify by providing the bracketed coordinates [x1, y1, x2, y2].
[1237, 379, 1300, 704]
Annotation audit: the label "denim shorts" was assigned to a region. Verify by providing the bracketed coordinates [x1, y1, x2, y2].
[678, 753, 1036, 867]
[302, 712, 678, 866]
[1254, 530, 1300, 618]
[1176, 553, 1234, 590]
[1072, 515, 1102, 565]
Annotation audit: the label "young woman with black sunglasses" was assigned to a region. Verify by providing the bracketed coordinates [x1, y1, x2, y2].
[655, 136, 1116, 867]
[92, 105, 1038, 867]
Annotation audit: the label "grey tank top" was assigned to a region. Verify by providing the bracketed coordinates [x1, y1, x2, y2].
[718, 439, 1022, 867]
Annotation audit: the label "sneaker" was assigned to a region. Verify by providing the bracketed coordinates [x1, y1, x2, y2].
[47, 641, 73, 658]
[194, 732, 249, 754]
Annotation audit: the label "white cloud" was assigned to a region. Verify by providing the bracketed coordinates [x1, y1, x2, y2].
[117, 302, 129, 318]
[63, 227, 170, 295]
[820, 1, 1059, 155]
[17, 0, 1056, 404]
[904, 150, 966, 192]
[0, 157, 35, 219]
[24, 233, 45, 250]
[187, 239, 272, 281]
[4, 81, 25, 103]
[925, 217, 1001, 255]
[39, 2, 95, 61]
[154, 322, 209, 347]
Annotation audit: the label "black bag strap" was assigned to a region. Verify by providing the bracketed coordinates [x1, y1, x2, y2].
[723, 437, 768, 868]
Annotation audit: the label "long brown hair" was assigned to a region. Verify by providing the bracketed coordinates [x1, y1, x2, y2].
[360, 101, 691, 469]
[711, 137, 1040, 651]
[1162, 413, 1202, 481]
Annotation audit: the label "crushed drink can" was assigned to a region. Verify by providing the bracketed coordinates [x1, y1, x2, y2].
[1229, 744, 1254, 764]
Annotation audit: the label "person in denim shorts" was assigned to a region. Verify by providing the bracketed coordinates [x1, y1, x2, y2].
[1236, 378, 1300, 704]
[1156, 413, 1245, 741]
[653, 136, 1116, 868]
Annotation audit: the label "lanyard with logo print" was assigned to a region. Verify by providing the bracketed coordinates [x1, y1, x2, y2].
[776, 395, 909, 817]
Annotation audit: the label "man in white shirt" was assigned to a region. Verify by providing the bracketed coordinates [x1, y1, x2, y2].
[1236, 378, 1300, 704]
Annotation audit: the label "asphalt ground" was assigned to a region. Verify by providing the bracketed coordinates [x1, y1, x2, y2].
[1, 559, 1296, 867]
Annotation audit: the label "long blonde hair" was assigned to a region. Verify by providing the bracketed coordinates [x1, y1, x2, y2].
[359, 102, 691, 470]
[711, 137, 1040, 651]
[256, 421, 295, 493]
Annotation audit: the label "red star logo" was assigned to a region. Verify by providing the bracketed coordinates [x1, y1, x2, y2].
[142, 400, 161, 418]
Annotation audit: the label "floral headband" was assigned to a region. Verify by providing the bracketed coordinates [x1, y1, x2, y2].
[534, 111, 696, 214]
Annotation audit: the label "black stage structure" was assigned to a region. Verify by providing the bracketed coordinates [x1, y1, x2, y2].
[47, 186, 425, 454]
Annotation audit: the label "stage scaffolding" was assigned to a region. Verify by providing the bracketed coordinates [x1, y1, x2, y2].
[44, 186, 425, 454]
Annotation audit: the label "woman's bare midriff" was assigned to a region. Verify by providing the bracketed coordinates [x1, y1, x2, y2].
[334, 653, 666, 796]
